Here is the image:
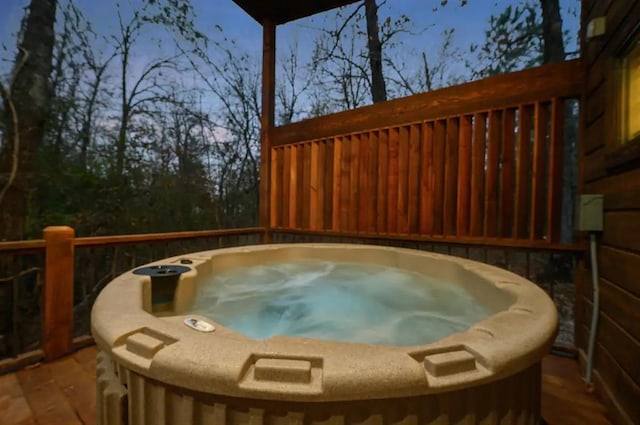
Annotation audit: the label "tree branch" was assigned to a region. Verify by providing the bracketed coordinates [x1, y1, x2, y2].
[0, 48, 29, 206]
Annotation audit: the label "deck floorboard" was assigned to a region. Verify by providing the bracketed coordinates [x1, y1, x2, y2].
[0, 346, 612, 425]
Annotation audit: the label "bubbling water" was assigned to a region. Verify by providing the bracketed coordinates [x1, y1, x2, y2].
[187, 260, 494, 346]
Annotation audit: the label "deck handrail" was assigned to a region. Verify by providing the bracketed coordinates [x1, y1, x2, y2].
[271, 59, 584, 147]
[74, 227, 267, 247]
[0, 239, 46, 253]
[0, 226, 267, 367]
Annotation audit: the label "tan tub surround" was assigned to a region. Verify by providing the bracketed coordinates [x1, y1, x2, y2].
[92, 244, 557, 424]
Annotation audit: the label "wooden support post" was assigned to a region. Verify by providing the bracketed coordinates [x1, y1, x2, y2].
[260, 19, 276, 243]
[43, 226, 75, 361]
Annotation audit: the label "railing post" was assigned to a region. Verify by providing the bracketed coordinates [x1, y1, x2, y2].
[43, 226, 75, 360]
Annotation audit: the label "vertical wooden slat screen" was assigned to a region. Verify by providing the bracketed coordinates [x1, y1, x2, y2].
[269, 94, 572, 247]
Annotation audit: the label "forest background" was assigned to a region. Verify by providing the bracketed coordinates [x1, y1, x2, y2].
[0, 0, 579, 241]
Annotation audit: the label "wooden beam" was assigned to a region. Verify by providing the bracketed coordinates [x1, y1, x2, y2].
[270, 228, 585, 252]
[43, 226, 75, 361]
[272, 60, 584, 146]
[259, 19, 276, 242]
[74, 227, 265, 247]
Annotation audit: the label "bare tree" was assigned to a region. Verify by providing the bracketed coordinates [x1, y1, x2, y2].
[111, 8, 180, 179]
[364, 0, 386, 102]
[540, 0, 565, 63]
[276, 41, 314, 125]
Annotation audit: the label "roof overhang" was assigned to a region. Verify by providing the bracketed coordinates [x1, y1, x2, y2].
[231, 0, 361, 25]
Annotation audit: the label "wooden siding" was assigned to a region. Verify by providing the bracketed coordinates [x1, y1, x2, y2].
[577, 1, 640, 425]
[269, 60, 581, 249]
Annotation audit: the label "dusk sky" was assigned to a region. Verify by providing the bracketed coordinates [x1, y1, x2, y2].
[1, 0, 580, 70]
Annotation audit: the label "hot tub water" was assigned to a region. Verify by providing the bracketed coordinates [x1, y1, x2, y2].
[187, 260, 495, 346]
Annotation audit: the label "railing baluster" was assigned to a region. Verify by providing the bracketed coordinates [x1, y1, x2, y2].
[547, 98, 565, 243]
[470, 113, 487, 237]
[387, 128, 399, 234]
[302, 142, 312, 229]
[316, 140, 326, 231]
[433, 120, 447, 235]
[290, 145, 299, 228]
[310, 141, 320, 231]
[376, 130, 389, 233]
[408, 124, 421, 234]
[485, 110, 502, 237]
[357, 133, 370, 233]
[283, 146, 291, 228]
[397, 126, 410, 234]
[324, 139, 334, 230]
[270, 147, 282, 228]
[457, 115, 473, 237]
[348, 135, 360, 232]
[444, 117, 460, 236]
[419, 122, 435, 235]
[366, 131, 379, 233]
[500, 108, 517, 238]
[531, 102, 549, 240]
[515, 105, 533, 239]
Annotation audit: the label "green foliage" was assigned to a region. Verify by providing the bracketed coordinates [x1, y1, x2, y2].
[468, 1, 543, 78]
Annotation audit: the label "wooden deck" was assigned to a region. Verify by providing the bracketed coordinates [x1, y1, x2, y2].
[0, 346, 611, 425]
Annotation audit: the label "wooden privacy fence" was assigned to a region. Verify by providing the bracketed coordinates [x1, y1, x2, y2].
[268, 60, 584, 249]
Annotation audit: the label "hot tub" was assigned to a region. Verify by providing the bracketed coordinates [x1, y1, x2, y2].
[92, 244, 557, 425]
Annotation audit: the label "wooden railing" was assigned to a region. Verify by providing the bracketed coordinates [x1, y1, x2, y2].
[0, 60, 586, 369]
[268, 60, 584, 249]
[0, 227, 265, 368]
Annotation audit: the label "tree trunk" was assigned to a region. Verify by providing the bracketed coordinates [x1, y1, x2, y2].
[540, 0, 574, 243]
[363, 0, 387, 103]
[540, 0, 565, 63]
[0, 0, 57, 241]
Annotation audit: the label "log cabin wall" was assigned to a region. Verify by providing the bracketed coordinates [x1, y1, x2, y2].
[578, 1, 640, 425]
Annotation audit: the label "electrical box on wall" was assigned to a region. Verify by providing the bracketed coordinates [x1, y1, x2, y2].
[576, 194, 604, 231]
[586, 16, 606, 40]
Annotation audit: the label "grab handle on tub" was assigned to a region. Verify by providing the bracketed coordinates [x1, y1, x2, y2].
[239, 356, 323, 395]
